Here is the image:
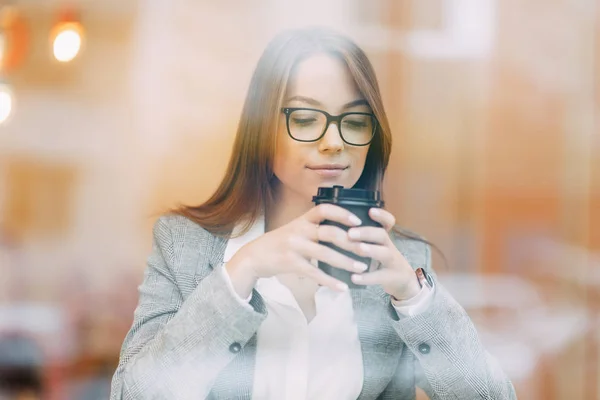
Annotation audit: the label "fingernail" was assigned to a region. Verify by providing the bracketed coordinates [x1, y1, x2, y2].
[349, 215, 362, 226]
[354, 262, 368, 272]
[360, 243, 370, 254]
[336, 282, 349, 291]
[370, 208, 380, 216]
[348, 229, 360, 240]
[352, 274, 363, 283]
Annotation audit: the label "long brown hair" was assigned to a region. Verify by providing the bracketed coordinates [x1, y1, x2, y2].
[171, 28, 437, 254]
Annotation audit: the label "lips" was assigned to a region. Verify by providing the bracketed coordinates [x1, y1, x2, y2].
[306, 164, 348, 178]
[306, 164, 348, 171]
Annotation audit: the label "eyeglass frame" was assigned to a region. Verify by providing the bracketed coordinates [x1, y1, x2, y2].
[280, 107, 378, 146]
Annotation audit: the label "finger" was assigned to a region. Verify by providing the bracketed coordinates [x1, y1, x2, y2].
[349, 242, 395, 266]
[350, 268, 396, 286]
[296, 259, 349, 292]
[300, 219, 320, 242]
[316, 224, 364, 253]
[304, 203, 362, 228]
[368, 208, 395, 231]
[289, 236, 368, 274]
[347, 226, 392, 245]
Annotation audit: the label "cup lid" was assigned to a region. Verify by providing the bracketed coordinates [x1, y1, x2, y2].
[312, 185, 383, 206]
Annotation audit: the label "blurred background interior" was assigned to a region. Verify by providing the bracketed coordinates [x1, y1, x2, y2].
[0, 0, 598, 399]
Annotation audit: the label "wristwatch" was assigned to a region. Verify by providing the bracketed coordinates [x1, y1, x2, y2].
[415, 267, 434, 289]
[390, 267, 435, 306]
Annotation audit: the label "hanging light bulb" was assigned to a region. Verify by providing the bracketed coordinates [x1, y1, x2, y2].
[0, 82, 14, 125]
[50, 9, 84, 63]
[0, 5, 29, 73]
[53, 24, 81, 62]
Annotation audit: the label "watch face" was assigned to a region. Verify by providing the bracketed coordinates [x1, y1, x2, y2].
[416, 268, 434, 288]
[423, 269, 434, 287]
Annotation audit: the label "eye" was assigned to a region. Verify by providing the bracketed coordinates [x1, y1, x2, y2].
[345, 120, 367, 127]
[289, 110, 322, 127]
[292, 117, 318, 126]
[342, 115, 370, 129]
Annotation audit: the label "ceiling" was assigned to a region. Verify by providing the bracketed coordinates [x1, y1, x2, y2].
[10, 0, 138, 20]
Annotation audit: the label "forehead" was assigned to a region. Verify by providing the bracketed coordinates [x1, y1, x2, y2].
[285, 53, 363, 109]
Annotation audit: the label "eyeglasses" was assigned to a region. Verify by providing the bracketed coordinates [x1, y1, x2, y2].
[281, 107, 377, 146]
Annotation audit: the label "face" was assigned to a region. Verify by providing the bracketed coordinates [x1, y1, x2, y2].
[273, 54, 371, 202]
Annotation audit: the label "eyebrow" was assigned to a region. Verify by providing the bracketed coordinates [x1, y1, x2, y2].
[285, 96, 369, 109]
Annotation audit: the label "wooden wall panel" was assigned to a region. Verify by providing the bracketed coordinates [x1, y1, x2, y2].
[2, 158, 78, 240]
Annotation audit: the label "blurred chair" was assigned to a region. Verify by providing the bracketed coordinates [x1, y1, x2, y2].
[441, 273, 589, 381]
[0, 304, 72, 400]
[0, 332, 44, 399]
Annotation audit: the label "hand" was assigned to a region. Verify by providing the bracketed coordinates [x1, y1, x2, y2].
[346, 208, 421, 301]
[227, 203, 370, 295]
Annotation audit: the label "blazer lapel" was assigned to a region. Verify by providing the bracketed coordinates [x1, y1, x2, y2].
[351, 286, 404, 400]
[207, 233, 228, 273]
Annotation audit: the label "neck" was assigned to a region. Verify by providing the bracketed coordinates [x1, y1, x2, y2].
[265, 181, 313, 232]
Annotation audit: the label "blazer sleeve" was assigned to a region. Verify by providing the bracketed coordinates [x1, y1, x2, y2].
[109, 216, 267, 400]
[389, 241, 517, 400]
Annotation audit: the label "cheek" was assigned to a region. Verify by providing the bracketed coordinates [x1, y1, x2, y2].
[351, 147, 369, 174]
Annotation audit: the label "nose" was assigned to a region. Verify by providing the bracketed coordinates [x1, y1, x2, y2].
[318, 121, 344, 153]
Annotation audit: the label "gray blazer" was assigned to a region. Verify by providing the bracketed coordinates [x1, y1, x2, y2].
[110, 215, 517, 399]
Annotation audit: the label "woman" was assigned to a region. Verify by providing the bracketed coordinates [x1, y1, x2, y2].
[110, 28, 516, 399]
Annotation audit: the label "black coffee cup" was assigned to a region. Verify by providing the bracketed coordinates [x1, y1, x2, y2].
[312, 185, 384, 289]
